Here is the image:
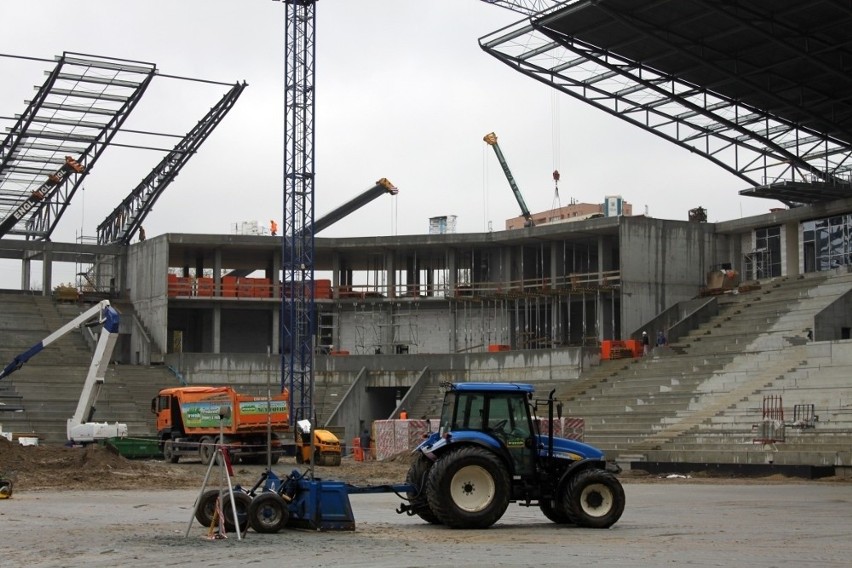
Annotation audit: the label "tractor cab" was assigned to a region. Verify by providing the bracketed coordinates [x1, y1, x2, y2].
[437, 382, 537, 477]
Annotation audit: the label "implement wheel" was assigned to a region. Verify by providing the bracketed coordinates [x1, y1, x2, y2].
[248, 492, 290, 533]
[564, 469, 625, 529]
[426, 446, 510, 529]
[221, 491, 252, 533]
[195, 489, 220, 528]
[405, 454, 441, 524]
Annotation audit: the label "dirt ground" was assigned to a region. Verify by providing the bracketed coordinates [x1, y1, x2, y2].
[2, 436, 850, 493]
[3, 438, 852, 568]
[0, 437, 414, 492]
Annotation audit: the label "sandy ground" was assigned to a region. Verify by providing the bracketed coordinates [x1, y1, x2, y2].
[3, 440, 852, 567]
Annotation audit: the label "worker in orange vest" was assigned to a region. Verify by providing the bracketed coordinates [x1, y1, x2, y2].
[270, 220, 278, 236]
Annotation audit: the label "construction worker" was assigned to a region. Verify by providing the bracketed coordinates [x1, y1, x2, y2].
[270, 220, 278, 236]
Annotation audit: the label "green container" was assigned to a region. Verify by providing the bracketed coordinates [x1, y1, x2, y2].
[103, 436, 163, 459]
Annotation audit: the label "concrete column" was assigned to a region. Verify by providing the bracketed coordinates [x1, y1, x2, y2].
[447, 249, 457, 350]
[213, 249, 222, 296]
[271, 303, 280, 355]
[20, 257, 30, 291]
[598, 235, 613, 281]
[386, 251, 396, 299]
[331, 252, 340, 300]
[213, 305, 221, 354]
[784, 221, 800, 277]
[268, 249, 281, 355]
[447, 248, 457, 295]
[550, 242, 560, 345]
[41, 250, 52, 297]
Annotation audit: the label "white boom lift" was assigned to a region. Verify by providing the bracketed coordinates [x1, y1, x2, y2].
[0, 300, 127, 443]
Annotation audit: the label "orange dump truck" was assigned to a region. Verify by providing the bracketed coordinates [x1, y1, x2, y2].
[151, 386, 289, 465]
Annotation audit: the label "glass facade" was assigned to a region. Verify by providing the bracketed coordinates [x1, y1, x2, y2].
[802, 215, 852, 272]
[746, 226, 782, 279]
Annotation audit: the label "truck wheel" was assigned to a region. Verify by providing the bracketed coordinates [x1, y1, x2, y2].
[328, 453, 341, 466]
[426, 446, 510, 529]
[539, 496, 574, 524]
[163, 440, 179, 464]
[195, 489, 221, 527]
[564, 469, 625, 529]
[248, 492, 290, 533]
[199, 436, 216, 465]
[221, 491, 252, 533]
[405, 454, 441, 524]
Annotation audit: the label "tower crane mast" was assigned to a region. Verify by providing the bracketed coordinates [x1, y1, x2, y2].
[279, 0, 317, 427]
[274, 0, 555, 427]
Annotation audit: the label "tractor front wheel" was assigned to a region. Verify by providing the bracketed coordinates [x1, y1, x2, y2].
[426, 446, 510, 529]
[539, 496, 575, 524]
[564, 469, 625, 529]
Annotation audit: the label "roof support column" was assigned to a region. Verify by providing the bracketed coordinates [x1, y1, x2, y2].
[40, 250, 52, 297]
[212, 305, 221, 354]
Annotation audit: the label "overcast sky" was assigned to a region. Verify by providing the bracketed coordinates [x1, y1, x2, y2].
[1, 0, 782, 289]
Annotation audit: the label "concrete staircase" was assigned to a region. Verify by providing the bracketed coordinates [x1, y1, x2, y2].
[564, 272, 852, 468]
[0, 293, 178, 444]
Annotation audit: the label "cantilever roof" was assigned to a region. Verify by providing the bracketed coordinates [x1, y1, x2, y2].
[482, 0, 852, 205]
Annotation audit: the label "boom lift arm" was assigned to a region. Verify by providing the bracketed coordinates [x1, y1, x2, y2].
[483, 132, 533, 227]
[0, 156, 85, 239]
[0, 299, 127, 443]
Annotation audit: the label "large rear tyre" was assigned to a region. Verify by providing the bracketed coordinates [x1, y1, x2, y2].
[564, 469, 625, 529]
[248, 492, 290, 533]
[163, 440, 179, 464]
[199, 437, 216, 465]
[194, 489, 221, 528]
[405, 454, 441, 524]
[426, 446, 510, 529]
[221, 491, 252, 533]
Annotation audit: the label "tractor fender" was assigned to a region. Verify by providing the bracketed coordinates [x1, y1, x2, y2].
[415, 431, 512, 471]
[556, 458, 609, 494]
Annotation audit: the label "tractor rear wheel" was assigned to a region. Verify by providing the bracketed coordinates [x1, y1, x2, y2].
[405, 454, 441, 524]
[564, 469, 625, 529]
[248, 492, 290, 533]
[426, 446, 510, 529]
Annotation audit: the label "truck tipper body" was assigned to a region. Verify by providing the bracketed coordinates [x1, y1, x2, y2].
[152, 386, 289, 465]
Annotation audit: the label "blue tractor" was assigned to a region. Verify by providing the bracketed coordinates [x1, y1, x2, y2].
[400, 382, 625, 529]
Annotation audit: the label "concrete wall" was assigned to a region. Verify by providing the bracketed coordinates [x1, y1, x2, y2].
[126, 237, 169, 362]
[336, 303, 508, 355]
[165, 347, 595, 385]
[814, 289, 852, 341]
[619, 217, 715, 335]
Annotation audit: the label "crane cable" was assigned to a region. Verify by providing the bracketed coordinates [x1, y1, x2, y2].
[551, 90, 562, 212]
